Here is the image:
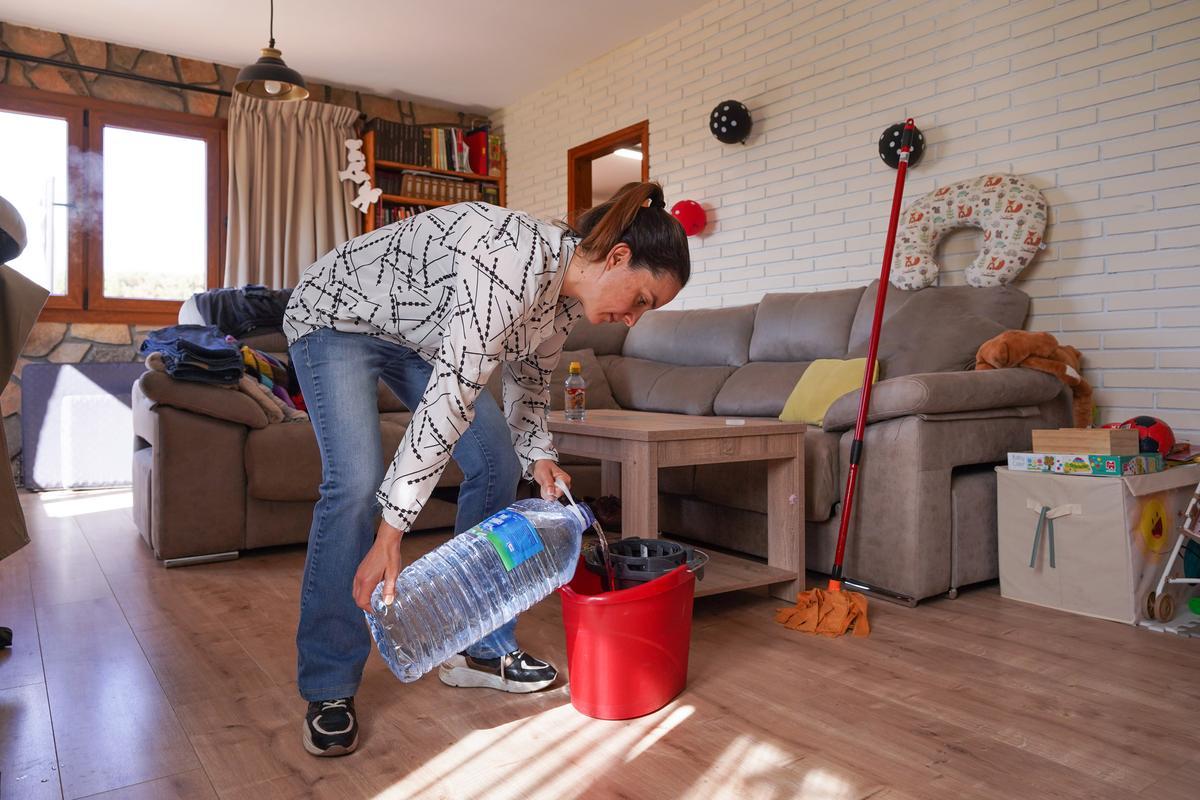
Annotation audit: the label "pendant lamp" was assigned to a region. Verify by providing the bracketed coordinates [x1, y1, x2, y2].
[235, 0, 309, 101]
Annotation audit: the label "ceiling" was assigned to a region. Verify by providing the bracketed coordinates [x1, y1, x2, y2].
[0, 0, 711, 113]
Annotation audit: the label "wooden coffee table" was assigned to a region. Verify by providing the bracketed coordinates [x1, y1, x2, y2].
[548, 410, 806, 602]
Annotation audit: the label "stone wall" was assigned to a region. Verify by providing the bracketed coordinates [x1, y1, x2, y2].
[0, 20, 489, 485]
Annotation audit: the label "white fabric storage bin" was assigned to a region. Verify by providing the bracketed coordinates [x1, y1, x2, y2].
[996, 465, 1200, 624]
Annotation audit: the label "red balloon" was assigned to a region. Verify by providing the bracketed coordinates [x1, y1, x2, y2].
[670, 200, 707, 236]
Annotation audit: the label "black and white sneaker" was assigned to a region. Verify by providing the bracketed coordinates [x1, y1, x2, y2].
[438, 649, 558, 693]
[302, 697, 359, 757]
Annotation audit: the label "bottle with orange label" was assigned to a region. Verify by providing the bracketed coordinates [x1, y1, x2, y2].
[564, 361, 586, 421]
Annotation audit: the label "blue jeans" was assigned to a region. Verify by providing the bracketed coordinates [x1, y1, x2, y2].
[290, 328, 523, 702]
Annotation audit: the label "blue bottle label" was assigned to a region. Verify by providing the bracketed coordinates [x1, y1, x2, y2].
[472, 509, 543, 571]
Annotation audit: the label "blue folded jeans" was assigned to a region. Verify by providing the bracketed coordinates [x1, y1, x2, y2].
[139, 324, 242, 385]
[289, 327, 523, 702]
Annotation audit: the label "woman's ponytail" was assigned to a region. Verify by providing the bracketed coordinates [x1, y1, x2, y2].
[569, 182, 690, 287]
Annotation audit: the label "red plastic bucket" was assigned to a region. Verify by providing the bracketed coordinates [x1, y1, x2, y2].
[559, 559, 695, 720]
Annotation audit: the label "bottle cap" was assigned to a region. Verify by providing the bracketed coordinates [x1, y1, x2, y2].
[568, 361, 582, 374]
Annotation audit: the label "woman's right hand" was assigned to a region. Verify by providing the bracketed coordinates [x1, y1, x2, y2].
[353, 520, 404, 612]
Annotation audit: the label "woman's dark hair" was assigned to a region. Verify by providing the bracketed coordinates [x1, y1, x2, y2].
[568, 181, 690, 287]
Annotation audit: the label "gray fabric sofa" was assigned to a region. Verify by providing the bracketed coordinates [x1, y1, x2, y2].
[132, 280, 1071, 600]
[561, 280, 1071, 602]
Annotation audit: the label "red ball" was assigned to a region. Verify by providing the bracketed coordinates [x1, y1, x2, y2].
[670, 200, 707, 236]
[1118, 415, 1175, 455]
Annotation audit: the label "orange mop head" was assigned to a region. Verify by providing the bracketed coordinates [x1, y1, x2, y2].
[775, 587, 870, 637]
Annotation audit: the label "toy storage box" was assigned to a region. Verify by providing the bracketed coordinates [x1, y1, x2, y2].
[996, 464, 1200, 624]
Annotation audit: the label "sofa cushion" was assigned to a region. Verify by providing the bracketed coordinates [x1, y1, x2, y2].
[564, 319, 629, 356]
[847, 281, 1029, 378]
[138, 370, 269, 430]
[240, 330, 289, 356]
[601, 355, 735, 416]
[821, 368, 1065, 432]
[854, 305, 1007, 379]
[670, 428, 843, 522]
[748, 287, 866, 362]
[621, 305, 756, 367]
[779, 358, 876, 427]
[483, 348, 618, 411]
[713, 361, 811, 417]
[245, 412, 464, 502]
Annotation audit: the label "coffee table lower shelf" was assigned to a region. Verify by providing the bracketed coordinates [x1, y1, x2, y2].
[691, 548, 799, 598]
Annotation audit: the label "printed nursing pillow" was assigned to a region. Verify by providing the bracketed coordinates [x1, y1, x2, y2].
[891, 174, 1047, 290]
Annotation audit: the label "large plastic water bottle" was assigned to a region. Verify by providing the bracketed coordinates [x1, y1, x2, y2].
[366, 498, 596, 683]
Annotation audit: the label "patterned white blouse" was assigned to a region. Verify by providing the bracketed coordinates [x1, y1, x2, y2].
[284, 202, 582, 531]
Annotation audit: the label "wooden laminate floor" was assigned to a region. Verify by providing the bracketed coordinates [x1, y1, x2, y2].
[2, 489, 1198, 800]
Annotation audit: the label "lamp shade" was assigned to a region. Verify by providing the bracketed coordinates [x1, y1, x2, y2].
[234, 47, 309, 101]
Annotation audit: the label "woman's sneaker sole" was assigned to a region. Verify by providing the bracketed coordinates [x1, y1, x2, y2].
[302, 719, 358, 756]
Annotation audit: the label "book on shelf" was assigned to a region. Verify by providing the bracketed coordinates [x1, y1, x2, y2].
[367, 118, 497, 177]
[487, 134, 502, 177]
[374, 171, 493, 206]
[465, 128, 488, 175]
[395, 170, 481, 202]
[375, 203, 432, 228]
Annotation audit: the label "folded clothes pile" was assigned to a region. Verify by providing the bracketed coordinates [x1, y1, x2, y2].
[139, 325, 242, 385]
[238, 344, 307, 422]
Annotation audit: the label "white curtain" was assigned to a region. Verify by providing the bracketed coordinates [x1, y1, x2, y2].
[225, 93, 362, 288]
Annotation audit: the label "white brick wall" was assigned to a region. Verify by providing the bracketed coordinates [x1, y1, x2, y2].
[493, 0, 1200, 443]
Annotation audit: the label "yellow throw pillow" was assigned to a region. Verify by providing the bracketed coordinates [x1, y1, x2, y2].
[779, 358, 878, 427]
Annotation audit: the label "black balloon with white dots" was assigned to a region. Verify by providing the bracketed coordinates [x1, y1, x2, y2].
[710, 100, 752, 144]
[878, 123, 926, 168]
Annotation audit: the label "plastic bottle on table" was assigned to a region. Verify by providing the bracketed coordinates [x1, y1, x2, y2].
[564, 360, 586, 421]
[366, 498, 596, 682]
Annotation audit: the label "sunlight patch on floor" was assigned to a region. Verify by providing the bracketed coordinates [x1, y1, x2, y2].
[371, 701, 694, 800]
[624, 703, 694, 761]
[681, 735, 855, 800]
[37, 488, 133, 518]
[366, 699, 849, 800]
[797, 767, 859, 800]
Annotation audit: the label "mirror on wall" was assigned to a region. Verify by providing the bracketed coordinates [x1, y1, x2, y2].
[589, 147, 644, 207]
[566, 120, 649, 224]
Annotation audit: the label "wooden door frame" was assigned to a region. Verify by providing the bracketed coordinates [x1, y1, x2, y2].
[566, 120, 649, 225]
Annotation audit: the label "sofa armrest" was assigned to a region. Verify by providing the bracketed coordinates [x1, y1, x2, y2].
[822, 368, 1064, 433]
[136, 371, 269, 430]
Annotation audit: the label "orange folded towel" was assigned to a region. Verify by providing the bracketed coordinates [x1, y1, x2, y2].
[775, 588, 870, 637]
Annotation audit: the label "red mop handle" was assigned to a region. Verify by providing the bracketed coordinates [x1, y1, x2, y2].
[828, 119, 915, 591]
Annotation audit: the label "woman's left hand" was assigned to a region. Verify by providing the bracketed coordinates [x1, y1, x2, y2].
[531, 460, 572, 500]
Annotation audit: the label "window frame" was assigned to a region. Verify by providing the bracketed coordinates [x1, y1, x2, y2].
[0, 84, 227, 325]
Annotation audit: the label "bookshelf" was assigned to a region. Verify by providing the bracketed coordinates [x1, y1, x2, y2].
[362, 126, 506, 232]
